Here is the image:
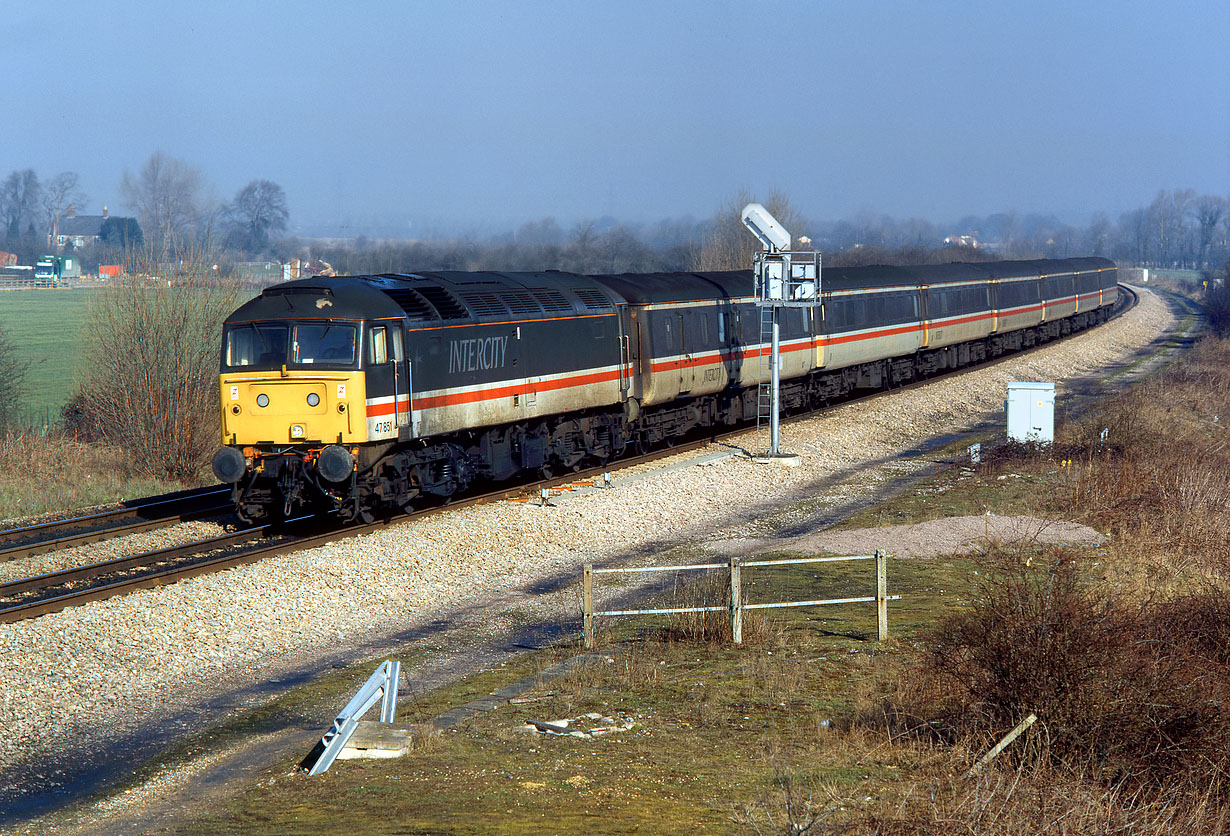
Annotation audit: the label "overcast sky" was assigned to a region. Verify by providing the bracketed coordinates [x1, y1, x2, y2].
[6, 0, 1228, 237]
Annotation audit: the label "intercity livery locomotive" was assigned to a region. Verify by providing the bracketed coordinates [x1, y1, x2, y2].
[212, 257, 1117, 522]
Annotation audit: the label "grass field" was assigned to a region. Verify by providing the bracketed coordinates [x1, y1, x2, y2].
[0, 288, 95, 425]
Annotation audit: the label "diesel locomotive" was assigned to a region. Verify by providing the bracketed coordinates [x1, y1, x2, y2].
[211, 257, 1118, 522]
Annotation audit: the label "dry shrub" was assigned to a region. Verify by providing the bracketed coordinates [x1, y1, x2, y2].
[886, 550, 1230, 801]
[0, 427, 176, 520]
[1055, 337, 1230, 571]
[71, 252, 241, 480]
[734, 750, 1227, 835]
[655, 570, 779, 648]
[857, 763, 1226, 835]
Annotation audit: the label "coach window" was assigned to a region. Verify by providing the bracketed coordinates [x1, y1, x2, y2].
[661, 316, 676, 352]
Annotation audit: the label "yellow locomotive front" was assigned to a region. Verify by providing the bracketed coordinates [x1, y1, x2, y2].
[218, 321, 366, 447]
[211, 281, 408, 522]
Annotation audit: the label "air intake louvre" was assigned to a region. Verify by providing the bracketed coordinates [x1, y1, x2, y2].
[381, 289, 436, 321]
[533, 289, 573, 313]
[573, 288, 613, 310]
[414, 285, 470, 320]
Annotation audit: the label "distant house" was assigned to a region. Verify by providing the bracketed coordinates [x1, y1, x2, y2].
[943, 234, 981, 249]
[50, 206, 142, 251]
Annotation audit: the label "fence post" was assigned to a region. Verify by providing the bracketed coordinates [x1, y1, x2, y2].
[730, 556, 743, 645]
[875, 549, 888, 641]
[583, 564, 594, 649]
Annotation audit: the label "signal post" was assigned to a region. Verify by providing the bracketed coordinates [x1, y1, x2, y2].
[740, 203, 822, 464]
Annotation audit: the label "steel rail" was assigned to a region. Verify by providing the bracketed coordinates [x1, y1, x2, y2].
[0, 486, 231, 561]
[0, 524, 279, 598]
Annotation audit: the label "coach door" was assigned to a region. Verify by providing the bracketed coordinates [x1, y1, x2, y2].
[677, 313, 696, 393]
[616, 312, 632, 400]
[368, 323, 415, 440]
[392, 326, 418, 439]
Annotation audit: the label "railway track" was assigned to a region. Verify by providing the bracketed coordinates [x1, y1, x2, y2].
[0, 485, 232, 562]
[0, 285, 1141, 624]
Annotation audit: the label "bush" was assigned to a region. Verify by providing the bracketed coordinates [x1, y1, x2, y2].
[898, 552, 1230, 798]
[1204, 263, 1230, 335]
[0, 322, 26, 430]
[72, 249, 241, 480]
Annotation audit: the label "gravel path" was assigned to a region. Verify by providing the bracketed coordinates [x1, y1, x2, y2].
[0, 287, 1179, 826]
[705, 514, 1109, 560]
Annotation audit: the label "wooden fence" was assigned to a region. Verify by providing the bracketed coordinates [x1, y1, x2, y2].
[582, 550, 900, 648]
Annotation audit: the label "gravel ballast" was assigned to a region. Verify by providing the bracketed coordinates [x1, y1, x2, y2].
[0, 287, 1180, 812]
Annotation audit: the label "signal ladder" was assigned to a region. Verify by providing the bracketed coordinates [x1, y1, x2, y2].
[754, 305, 775, 455]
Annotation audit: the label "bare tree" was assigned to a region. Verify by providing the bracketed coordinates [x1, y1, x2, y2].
[692, 188, 805, 271]
[121, 152, 216, 258]
[41, 171, 86, 244]
[224, 179, 289, 254]
[1085, 212, 1110, 256]
[1, 169, 42, 239]
[1193, 195, 1226, 268]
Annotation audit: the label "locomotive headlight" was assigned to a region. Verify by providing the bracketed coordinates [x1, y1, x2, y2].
[307, 393, 320, 407]
[290, 424, 305, 438]
[256, 393, 270, 408]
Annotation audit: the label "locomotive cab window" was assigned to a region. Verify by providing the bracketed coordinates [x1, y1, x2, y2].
[293, 323, 356, 365]
[225, 322, 289, 367]
[223, 321, 357, 369]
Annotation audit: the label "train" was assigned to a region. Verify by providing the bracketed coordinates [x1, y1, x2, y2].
[211, 257, 1118, 523]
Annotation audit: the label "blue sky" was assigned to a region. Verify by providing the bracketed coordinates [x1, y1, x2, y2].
[5, 0, 1228, 236]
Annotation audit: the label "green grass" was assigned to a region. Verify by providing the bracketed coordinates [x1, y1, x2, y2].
[0, 288, 95, 424]
[156, 542, 981, 835]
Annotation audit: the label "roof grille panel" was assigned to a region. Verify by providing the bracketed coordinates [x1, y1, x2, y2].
[533, 289, 573, 313]
[458, 291, 510, 319]
[503, 291, 543, 316]
[572, 288, 613, 311]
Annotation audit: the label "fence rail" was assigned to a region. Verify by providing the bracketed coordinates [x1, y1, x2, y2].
[582, 550, 901, 648]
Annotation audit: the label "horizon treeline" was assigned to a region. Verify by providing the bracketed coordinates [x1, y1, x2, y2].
[3, 153, 1226, 275]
